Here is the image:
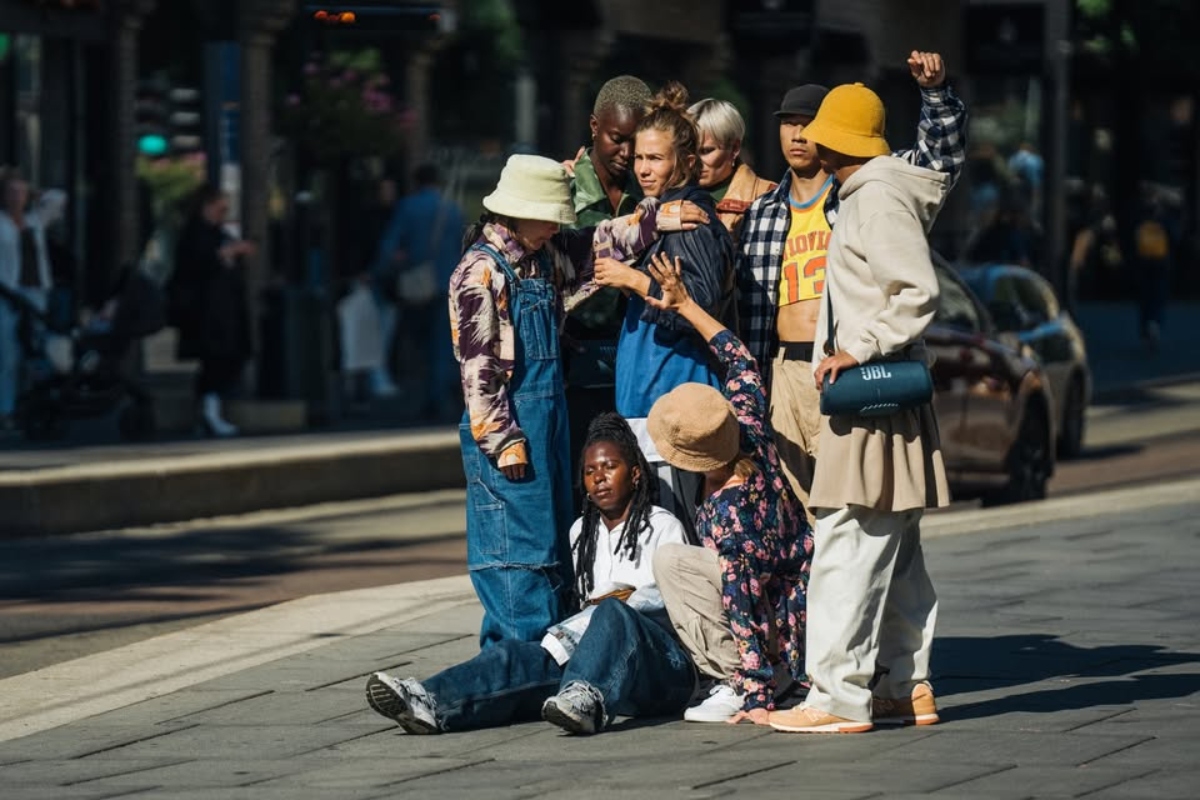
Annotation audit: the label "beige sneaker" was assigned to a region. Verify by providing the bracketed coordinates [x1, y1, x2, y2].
[769, 705, 873, 734]
[872, 682, 939, 726]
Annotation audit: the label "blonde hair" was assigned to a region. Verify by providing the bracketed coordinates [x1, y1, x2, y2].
[687, 98, 746, 151]
[636, 81, 700, 188]
[732, 454, 759, 480]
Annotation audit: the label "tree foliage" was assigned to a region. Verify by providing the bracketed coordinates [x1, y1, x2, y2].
[1074, 0, 1200, 80]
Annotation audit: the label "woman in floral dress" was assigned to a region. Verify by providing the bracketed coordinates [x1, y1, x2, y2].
[641, 251, 813, 725]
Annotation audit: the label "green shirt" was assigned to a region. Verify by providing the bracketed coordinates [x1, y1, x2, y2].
[569, 149, 643, 229]
[708, 173, 733, 204]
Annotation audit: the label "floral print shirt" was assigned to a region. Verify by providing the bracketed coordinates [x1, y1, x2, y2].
[450, 200, 662, 464]
[695, 330, 814, 711]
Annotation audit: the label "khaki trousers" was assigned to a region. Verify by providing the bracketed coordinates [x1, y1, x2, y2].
[652, 543, 739, 681]
[768, 353, 822, 518]
[803, 505, 938, 722]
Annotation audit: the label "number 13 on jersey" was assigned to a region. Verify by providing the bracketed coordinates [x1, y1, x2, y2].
[781, 255, 827, 304]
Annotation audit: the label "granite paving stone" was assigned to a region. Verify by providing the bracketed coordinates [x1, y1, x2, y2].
[2, 499, 1197, 799]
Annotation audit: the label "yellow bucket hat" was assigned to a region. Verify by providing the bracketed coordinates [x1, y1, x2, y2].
[800, 82, 891, 159]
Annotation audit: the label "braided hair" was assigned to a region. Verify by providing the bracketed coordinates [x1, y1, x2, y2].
[572, 412, 655, 605]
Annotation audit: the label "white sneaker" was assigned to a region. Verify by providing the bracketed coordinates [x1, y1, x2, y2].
[365, 672, 440, 734]
[684, 681, 745, 723]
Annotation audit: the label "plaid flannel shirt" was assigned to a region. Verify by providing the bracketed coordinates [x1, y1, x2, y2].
[736, 84, 968, 372]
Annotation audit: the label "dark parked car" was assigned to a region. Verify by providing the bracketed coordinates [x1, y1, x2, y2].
[958, 263, 1091, 458]
[928, 255, 1057, 504]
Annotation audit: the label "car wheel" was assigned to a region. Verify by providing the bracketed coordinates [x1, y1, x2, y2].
[1057, 375, 1087, 459]
[985, 402, 1051, 507]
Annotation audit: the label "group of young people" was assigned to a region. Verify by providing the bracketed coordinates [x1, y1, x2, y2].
[364, 49, 968, 737]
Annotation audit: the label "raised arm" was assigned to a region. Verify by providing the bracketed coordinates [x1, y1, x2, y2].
[894, 51, 968, 187]
[636, 253, 771, 443]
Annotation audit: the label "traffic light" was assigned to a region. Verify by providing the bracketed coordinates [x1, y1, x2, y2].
[304, 3, 456, 34]
[135, 79, 170, 157]
[168, 86, 204, 155]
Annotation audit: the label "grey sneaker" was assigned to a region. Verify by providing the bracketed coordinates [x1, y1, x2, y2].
[541, 680, 605, 735]
[365, 672, 440, 734]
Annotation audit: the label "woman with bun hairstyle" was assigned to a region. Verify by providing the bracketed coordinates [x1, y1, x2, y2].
[594, 82, 736, 531]
[452, 154, 708, 649]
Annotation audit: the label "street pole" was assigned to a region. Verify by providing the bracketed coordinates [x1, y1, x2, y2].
[1044, 0, 1072, 299]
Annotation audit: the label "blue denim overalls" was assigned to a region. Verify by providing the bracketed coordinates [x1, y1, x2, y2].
[459, 243, 575, 647]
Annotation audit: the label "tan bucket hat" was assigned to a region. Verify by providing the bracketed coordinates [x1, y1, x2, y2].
[647, 383, 740, 473]
[483, 154, 577, 226]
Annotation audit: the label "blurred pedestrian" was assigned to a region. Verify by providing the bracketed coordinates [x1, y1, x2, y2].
[766, 83, 952, 734]
[348, 175, 399, 399]
[687, 98, 775, 238]
[0, 168, 65, 431]
[452, 154, 708, 647]
[167, 184, 255, 438]
[375, 164, 464, 419]
[593, 81, 736, 533]
[1133, 191, 1177, 351]
[963, 191, 1034, 267]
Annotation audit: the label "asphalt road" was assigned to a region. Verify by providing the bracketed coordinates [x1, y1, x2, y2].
[1, 382, 1198, 680]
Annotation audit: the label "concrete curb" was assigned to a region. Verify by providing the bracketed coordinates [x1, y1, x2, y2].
[0, 430, 464, 538]
[3, 367, 1196, 538]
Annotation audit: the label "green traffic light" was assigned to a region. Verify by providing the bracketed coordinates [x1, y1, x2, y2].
[138, 134, 169, 156]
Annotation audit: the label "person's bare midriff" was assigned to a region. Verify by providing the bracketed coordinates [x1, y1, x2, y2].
[776, 297, 822, 343]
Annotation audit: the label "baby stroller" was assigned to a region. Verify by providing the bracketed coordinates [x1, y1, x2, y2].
[0, 266, 166, 441]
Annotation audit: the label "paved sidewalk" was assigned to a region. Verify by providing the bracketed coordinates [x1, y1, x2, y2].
[0, 479, 1197, 799]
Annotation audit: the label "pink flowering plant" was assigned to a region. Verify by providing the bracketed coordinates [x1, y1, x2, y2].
[280, 49, 409, 163]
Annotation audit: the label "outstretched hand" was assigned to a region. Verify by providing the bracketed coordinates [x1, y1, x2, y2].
[907, 50, 946, 88]
[645, 252, 693, 313]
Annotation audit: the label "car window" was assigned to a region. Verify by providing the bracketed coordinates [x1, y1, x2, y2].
[1029, 272, 1060, 318]
[1013, 275, 1052, 325]
[934, 266, 983, 333]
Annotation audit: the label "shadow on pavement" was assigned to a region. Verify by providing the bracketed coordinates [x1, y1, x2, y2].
[935, 633, 1200, 718]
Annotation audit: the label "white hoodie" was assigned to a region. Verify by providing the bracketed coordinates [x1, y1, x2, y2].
[812, 158, 950, 369]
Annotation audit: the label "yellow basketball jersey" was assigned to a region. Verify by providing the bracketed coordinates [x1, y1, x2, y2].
[778, 178, 834, 306]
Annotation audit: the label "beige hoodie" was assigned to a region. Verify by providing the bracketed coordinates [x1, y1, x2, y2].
[812, 157, 950, 369]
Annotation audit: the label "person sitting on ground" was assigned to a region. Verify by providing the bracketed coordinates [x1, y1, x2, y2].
[366, 412, 696, 736]
[637, 251, 813, 726]
[687, 98, 775, 238]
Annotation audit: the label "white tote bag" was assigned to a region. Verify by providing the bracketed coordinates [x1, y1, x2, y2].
[337, 283, 383, 372]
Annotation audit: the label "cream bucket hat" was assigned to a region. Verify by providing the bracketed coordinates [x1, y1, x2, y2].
[483, 154, 578, 226]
